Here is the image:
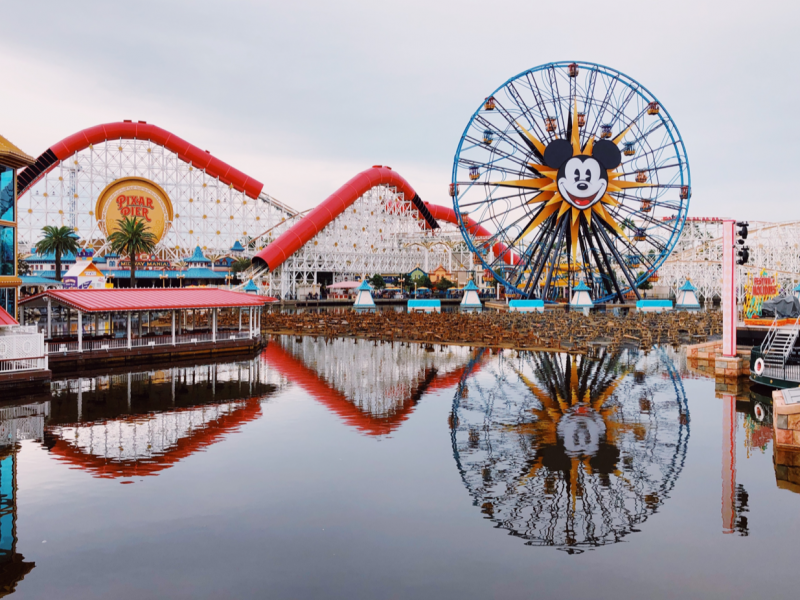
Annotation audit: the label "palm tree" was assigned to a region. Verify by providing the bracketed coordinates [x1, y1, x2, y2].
[35, 225, 80, 281]
[107, 217, 157, 288]
[230, 257, 251, 275]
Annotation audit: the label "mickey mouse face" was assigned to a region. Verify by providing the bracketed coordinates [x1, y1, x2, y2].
[542, 138, 622, 211]
[558, 156, 607, 209]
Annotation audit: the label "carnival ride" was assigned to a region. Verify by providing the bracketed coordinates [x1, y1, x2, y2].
[16, 121, 296, 262]
[14, 67, 798, 303]
[248, 166, 488, 297]
[451, 61, 691, 302]
[449, 346, 690, 551]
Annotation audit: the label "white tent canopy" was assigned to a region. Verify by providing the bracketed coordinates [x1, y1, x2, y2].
[328, 281, 361, 289]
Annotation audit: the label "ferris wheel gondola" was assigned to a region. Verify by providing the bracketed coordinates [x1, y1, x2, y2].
[452, 61, 690, 302]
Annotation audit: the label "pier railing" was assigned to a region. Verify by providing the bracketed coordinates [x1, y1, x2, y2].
[46, 330, 255, 355]
[0, 357, 49, 373]
[0, 330, 48, 373]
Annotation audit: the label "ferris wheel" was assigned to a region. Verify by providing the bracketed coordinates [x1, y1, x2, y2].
[451, 61, 690, 302]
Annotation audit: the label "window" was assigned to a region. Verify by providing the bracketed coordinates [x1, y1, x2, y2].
[0, 225, 14, 276]
[0, 288, 14, 315]
[0, 166, 13, 222]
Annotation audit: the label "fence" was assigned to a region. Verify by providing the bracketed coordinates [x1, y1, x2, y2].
[0, 357, 49, 373]
[0, 331, 47, 362]
[46, 330, 254, 355]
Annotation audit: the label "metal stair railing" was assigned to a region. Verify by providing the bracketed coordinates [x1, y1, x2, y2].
[760, 315, 800, 369]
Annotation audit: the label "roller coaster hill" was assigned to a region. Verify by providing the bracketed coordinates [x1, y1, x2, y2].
[15, 122, 494, 298]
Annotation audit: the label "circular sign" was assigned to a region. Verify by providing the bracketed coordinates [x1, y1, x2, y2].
[95, 177, 173, 243]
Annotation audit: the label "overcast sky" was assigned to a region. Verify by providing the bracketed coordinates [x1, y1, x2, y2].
[2, 0, 797, 220]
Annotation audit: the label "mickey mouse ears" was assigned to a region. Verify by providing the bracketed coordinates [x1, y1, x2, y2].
[543, 139, 622, 171]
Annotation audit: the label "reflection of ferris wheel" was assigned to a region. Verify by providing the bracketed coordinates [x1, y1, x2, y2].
[452, 61, 690, 302]
[450, 348, 689, 552]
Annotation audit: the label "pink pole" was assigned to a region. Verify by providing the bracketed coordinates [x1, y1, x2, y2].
[722, 220, 736, 357]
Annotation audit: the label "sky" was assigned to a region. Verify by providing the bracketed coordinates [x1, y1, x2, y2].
[2, 0, 798, 220]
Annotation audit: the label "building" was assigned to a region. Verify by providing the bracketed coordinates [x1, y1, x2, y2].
[429, 265, 451, 285]
[0, 134, 35, 318]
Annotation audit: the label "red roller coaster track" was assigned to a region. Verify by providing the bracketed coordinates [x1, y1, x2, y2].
[16, 120, 265, 199]
[252, 165, 517, 272]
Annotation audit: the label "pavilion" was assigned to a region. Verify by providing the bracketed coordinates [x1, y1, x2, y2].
[19, 288, 275, 369]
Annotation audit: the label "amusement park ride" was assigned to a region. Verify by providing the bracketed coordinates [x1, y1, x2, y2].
[451, 61, 690, 303]
[13, 61, 799, 306]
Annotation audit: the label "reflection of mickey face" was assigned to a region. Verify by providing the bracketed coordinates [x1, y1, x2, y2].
[557, 156, 607, 209]
[542, 137, 622, 210]
[556, 405, 606, 457]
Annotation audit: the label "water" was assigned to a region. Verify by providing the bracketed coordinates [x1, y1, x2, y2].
[1, 337, 798, 599]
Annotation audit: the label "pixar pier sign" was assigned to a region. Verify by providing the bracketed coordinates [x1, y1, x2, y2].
[95, 177, 174, 243]
[115, 194, 157, 221]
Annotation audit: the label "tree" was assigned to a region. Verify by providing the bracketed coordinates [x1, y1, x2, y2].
[410, 272, 432, 289]
[231, 257, 252, 274]
[636, 271, 652, 290]
[435, 277, 455, 291]
[17, 254, 30, 276]
[369, 274, 386, 289]
[107, 217, 157, 288]
[34, 225, 80, 281]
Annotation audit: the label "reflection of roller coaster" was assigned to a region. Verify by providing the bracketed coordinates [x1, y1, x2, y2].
[450, 348, 690, 552]
[262, 336, 482, 436]
[42, 358, 281, 479]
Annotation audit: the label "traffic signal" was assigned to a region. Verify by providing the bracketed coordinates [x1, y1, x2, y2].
[737, 247, 750, 265]
[735, 221, 749, 264]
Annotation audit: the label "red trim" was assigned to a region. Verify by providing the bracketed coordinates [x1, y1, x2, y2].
[0, 306, 19, 327]
[21, 121, 264, 199]
[20, 288, 271, 313]
[252, 166, 517, 271]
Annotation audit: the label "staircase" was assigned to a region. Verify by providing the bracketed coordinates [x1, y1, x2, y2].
[231, 264, 267, 291]
[760, 316, 800, 371]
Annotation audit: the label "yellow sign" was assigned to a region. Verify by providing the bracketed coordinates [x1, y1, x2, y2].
[95, 176, 173, 243]
[743, 269, 779, 319]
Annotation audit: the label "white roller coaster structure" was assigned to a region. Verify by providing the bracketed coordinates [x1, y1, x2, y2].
[657, 218, 800, 303]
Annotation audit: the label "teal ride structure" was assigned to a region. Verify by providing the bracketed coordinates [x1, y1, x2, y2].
[451, 61, 691, 303]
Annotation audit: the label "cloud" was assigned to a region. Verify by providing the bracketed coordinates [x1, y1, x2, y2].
[3, 0, 799, 219]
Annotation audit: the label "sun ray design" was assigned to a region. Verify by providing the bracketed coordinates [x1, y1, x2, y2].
[490, 102, 634, 252]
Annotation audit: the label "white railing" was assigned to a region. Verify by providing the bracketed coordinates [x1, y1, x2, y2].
[0, 332, 46, 360]
[45, 330, 255, 355]
[0, 357, 48, 373]
[47, 340, 79, 354]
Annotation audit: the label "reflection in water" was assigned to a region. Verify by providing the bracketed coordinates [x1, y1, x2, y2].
[263, 336, 478, 436]
[451, 347, 690, 552]
[41, 359, 281, 479]
[0, 404, 44, 596]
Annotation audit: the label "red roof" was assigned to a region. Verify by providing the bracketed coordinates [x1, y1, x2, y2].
[20, 288, 273, 313]
[0, 306, 19, 326]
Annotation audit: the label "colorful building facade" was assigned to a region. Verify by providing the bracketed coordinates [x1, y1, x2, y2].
[0, 135, 35, 317]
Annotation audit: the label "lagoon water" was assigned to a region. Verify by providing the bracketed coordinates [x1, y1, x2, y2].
[1, 336, 798, 599]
